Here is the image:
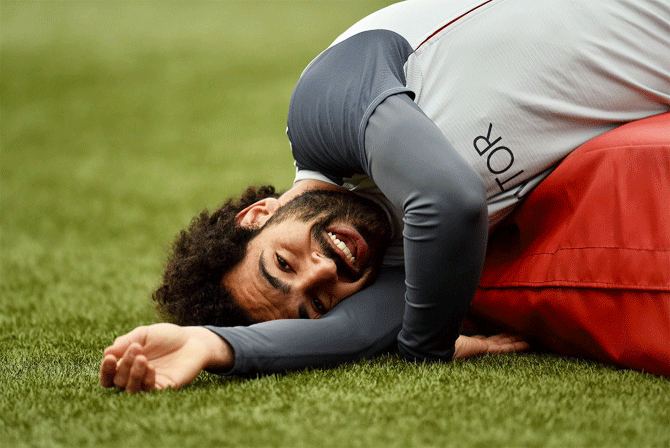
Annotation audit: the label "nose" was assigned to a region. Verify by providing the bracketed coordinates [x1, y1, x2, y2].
[295, 252, 365, 303]
[295, 252, 338, 291]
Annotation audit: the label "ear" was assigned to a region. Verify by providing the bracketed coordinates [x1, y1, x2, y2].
[235, 197, 281, 228]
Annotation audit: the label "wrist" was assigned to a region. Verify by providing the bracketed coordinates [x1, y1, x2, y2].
[189, 326, 235, 371]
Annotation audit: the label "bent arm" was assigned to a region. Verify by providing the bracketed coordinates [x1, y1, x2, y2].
[205, 266, 405, 374]
[208, 93, 488, 374]
[365, 93, 488, 361]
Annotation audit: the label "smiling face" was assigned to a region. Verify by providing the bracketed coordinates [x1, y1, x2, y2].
[222, 190, 391, 321]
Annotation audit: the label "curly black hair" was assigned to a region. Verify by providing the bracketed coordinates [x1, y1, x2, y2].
[152, 185, 279, 326]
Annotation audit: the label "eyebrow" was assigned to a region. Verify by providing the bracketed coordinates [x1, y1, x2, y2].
[259, 250, 291, 295]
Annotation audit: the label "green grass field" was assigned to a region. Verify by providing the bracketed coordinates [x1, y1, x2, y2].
[2, 1, 669, 447]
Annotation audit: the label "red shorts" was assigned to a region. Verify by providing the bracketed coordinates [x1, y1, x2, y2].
[469, 112, 670, 377]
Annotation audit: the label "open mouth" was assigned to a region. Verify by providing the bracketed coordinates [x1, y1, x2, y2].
[328, 232, 356, 264]
[326, 225, 370, 270]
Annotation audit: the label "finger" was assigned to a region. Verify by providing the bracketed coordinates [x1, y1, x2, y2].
[104, 326, 148, 358]
[104, 334, 133, 358]
[126, 355, 148, 394]
[493, 333, 514, 338]
[511, 340, 531, 352]
[493, 339, 531, 353]
[506, 337, 530, 351]
[487, 334, 513, 343]
[153, 374, 176, 391]
[100, 354, 118, 388]
[142, 365, 157, 392]
[113, 343, 141, 389]
[489, 334, 526, 345]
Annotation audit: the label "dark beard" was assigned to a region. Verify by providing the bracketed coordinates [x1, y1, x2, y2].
[263, 189, 392, 281]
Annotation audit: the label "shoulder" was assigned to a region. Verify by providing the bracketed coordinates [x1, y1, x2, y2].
[287, 30, 415, 183]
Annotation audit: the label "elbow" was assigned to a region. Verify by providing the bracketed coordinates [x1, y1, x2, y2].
[452, 185, 488, 241]
[456, 170, 487, 218]
[403, 175, 487, 234]
[457, 180, 487, 229]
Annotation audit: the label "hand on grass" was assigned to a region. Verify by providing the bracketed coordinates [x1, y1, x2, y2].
[99, 323, 234, 393]
[453, 333, 530, 360]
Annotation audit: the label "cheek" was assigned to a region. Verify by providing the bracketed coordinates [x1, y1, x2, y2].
[255, 303, 284, 321]
[332, 277, 369, 302]
[240, 289, 285, 322]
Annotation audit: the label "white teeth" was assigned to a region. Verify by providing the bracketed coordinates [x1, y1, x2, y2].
[328, 232, 356, 263]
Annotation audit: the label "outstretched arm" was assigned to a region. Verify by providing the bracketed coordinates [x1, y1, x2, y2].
[99, 321, 527, 392]
[206, 266, 406, 374]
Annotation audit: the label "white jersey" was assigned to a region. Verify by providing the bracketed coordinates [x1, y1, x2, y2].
[293, 0, 670, 227]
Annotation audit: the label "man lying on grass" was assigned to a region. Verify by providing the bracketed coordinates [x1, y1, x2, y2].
[101, 0, 670, 392]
